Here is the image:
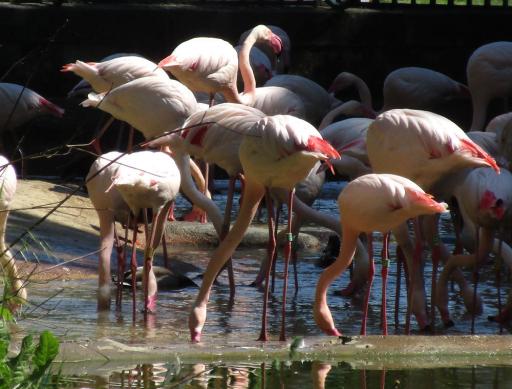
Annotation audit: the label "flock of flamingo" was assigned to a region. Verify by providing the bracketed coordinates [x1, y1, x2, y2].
[1, 25, 512, 342]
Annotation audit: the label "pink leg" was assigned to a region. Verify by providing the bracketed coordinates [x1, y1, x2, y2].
[130, 225, 138, 322]
[90, 116, 115, 155]
[405, 218, 423, 335]
[114, 220, 129, 309]
[258, 189, 277, 342]
[219, 176, 237, 298]
[279, 189, 295, 342]
[200, 162, 209, 224]
[394, 246, 404, 330]
[167, 202, 176, 222]
[361, 232, 374, 336]
[471, 226, 480, 335]
[271, 204, 281, 293]
[430, 217, 441, 332]
[381, 232, 389, 336]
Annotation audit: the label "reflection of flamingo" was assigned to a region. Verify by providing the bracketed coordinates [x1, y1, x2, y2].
[466, 41, 512, 131]
[314, 173, 448, 336]
[158, 25, 282, 104]
[86, 151, 181, 316]
[367, 109, 499, 330]
[188, 115, 340, 342]
[0, 155, 27, 311]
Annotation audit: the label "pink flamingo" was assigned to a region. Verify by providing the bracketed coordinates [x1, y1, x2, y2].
[367, 109, 499, 331]
[329, 67, 469, 117]
[158, 25, 282, 105]
[436, 167, 512, 330]
[188, 114, 340, 342]
[61, 55, 168, 95]
[239, 25, 291, 74]
[0, 155, 27, 311]
[314, 173, 448, 336]
[466, 41, 512, 131]
[0, 83, 64, 132]
[86, 150, 180, 316]
[265, 74, 342, 126]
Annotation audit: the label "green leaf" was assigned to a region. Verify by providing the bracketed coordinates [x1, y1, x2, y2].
[9, 334, 35, 385]
[0, 362, 12, 389]
[32, 331, 59, 371]
[0, 331, 10, 362]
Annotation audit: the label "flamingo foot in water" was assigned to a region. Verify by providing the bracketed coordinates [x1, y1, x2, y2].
[189, 305, 206, 343]
[488, 307, 512, 324]
[146, 294, 157, 313]
[182, 207, 207, 223]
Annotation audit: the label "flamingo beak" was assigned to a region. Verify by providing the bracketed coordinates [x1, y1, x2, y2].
[270, 33, 282, 55]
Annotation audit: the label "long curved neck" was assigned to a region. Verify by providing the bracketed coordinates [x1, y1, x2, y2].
[194, 179, 264, 307]
[236, 32, 258, 105]
[470, 93, 489, 131]
[172, 153, 224, 236]
[352, 76, 373, 111]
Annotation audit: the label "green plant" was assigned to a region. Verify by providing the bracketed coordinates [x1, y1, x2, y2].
[0, 328, 60, 389]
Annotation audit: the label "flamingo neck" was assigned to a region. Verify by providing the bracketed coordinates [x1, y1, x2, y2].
[352, 76, 373, 112]
[470, 93, 489, 131]
[238, 34, 258, 104]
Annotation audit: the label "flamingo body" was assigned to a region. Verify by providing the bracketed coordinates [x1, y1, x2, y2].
[62, 55, 168, 95]
[0, 83, 64, 131]
[81, 77, 197, 140]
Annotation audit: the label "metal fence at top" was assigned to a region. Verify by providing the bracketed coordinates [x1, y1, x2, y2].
[2, 0, 511, 8]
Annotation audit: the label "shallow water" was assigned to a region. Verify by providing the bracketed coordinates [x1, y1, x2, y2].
[13, 180, 510, 345]
[55, 361, 512, 388]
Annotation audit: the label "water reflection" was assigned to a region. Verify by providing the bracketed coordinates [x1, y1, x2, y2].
[57, 361, 512, 388]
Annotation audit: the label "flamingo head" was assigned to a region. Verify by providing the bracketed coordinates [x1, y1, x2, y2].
[269, 31, 282, 55]
[328, 72, 356, 94]
[479, 190, 505, 221]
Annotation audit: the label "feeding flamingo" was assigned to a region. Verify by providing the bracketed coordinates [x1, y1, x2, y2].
[314, 173, 448, 336]
[436, 167, 512, 329]
[366, 109, 499, 330]
[188, 114, 341, 342]
[86, 150, 180, 316]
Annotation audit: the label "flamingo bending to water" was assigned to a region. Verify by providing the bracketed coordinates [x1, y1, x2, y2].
[188, 114, 340, 342]
[314, 173, 448, 336]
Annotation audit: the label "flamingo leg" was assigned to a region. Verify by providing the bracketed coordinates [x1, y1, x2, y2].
[97, 211, 115, 311]
[381, 232, 389, 336]
[394, 246, 404, 330]
[471, 226, 481, 334]
[114, 220, 128, 309]
[219, 176, 237, 298]
[279, 189, 295, 342]
[200, 162, 209, 224]
[90, 116, 115, 155]
[361, 232, 374, 336]
[271, 204, 281, 293]
[189, 180, 264, 342]
[130, 223, 138, 322]
[430, 215, 441, 332]
[258, 189, 277, 342]
[405, 218, 424, 335]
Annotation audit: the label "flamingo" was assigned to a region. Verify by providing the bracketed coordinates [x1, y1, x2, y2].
[239, 25, 291, 74]
[188, 114, 340, 342]
[466, 41, 512, 131]
[158, 25, 282, 104]
[0, 155, 27, 311]
[328, 67, 469, 122]
[234, 45, 273, 89]
[61, 55, 168, 95]
[0, 83, 64, 132]
[436, 167, 512, 329]
[265, 74, 341, 126]
[86, 150, 181, 315]
[366, 109, 499, 330]
[314, 173, 448, 336]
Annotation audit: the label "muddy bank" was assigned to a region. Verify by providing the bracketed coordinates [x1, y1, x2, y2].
[9, 178, 331, 281]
